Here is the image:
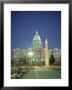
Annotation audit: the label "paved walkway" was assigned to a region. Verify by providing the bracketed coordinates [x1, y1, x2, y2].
[22, 66, 61, 79]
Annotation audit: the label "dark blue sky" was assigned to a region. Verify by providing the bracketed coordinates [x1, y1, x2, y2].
[11, 11, 61, 50]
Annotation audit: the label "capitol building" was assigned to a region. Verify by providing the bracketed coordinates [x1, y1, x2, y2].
[12, 31, 61, 67]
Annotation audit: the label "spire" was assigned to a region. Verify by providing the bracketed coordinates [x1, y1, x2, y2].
[45, 38, 48, 44]
[45, 38, 49, 67]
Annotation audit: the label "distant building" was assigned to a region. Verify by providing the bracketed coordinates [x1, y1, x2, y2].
[13, 31, 49, 67]
[12, 31, 61, 66]
[53, 48, 61, 62]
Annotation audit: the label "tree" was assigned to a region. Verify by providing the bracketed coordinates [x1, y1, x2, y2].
[49, 54, 55, 65]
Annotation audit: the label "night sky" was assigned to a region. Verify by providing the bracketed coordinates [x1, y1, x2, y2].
[11, 11, 61, 50]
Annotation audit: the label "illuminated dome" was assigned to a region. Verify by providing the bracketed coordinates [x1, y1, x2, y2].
[32, 30, 42, 48]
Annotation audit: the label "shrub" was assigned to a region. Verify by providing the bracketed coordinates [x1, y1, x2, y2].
[49, 54, 55, 65]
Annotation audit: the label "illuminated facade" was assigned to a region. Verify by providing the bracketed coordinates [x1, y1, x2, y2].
[13, 31, 60, 66]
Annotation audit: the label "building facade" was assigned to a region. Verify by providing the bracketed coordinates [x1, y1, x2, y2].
[12, 31, 61, 66]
